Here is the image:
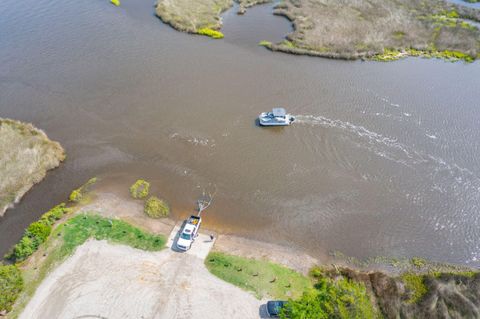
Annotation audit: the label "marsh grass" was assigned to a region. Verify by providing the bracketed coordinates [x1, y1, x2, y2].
[155, 0, 232, 33]
[205, 252, 311, 299]
[401, 272, 428, 304]
[0, 119, 65, 216]
[272, 0, 480, 61]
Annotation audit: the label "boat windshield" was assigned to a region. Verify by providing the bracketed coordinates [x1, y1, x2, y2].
[180, 233, 191, 240]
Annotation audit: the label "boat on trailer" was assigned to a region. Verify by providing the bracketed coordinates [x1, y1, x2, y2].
[259, 108, 295, 126]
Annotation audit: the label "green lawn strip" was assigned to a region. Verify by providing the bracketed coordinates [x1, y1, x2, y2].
[7, 213, 166, 318]
[60, 213, 166, 253]
[205, 252, 312, 299]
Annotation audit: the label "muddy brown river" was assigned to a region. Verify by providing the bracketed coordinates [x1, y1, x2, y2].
[1, 0, 480, 266]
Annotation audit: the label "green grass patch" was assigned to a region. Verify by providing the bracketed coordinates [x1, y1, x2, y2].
[401, 272, 427, 304]
[205, 252, 311, 299]
[197, 28, 224, 39]
[60, 214, 166, 253]
[144, 196, 169, 218]
[0, 264, 23, 313]
[129, 179, 150, 199]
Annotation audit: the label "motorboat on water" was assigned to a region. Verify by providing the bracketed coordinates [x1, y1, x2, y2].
[259, 108, 295, 126]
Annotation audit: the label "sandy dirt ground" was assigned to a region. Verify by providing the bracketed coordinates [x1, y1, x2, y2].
[80, 192, 176, 236]
[20, 228, 265, 319]
[17, 190, 324, 318]
[81, 191, 320, 275]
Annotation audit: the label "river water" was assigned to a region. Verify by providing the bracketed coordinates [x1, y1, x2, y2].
[1, 0, 480, 266]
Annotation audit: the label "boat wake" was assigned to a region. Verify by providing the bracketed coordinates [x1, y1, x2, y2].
[169, 132, 215, 147]
[294, 114, 426, 167]
[294, 114, 480, 263]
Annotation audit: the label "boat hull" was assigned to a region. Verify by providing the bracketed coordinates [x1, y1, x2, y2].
[258, 113, 295, 126]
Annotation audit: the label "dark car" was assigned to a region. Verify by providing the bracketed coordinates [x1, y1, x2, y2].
[266, 300, 287, 318]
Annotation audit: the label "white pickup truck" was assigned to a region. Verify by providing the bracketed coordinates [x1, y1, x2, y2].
[176, 215, 201, 251]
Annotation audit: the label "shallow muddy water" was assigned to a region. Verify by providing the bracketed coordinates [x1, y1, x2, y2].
[1, 0, 480, 266]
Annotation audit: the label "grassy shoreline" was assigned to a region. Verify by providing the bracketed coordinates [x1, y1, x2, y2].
[205, 251, 312, 300]
[3, 185, 480, 318]
[266, 0, 480, 62]
[0, 119, 65, 216]
[2, 203, 166, 318]
[206, 251, 480, 318]
[156, 0, 480, 62]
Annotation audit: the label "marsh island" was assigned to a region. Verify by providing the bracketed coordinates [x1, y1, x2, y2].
[0, 119, 65, 216]
[155, 0, 480, 61]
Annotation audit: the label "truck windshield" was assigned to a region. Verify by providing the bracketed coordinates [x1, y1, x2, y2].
[180, 233, 191, 240]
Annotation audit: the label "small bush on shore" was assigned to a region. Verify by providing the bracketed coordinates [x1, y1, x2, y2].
[5, 204, 70, 262]
[282, 276, 377, 319]
[0, 264, 23, 313]
[10, 237, 35, 262]
[69, 178, 97, 203]
[61, 214, 166, 253]
[26, 221, 51, 243]
[129, 179, 150, 199]
[144, 196, 169, 218]
[197, 28, 224, 39]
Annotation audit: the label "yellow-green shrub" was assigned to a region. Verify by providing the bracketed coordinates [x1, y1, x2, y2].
[69, 177, 97, 203]
[144, 196, 169, 218]
[130, 179, 150, 199]
[197, 28, 224, 39]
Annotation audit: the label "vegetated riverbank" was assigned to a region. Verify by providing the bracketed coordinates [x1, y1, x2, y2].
[2, 182, 480, 318]
[156, 0, 480, 61]
[206, 250, 480, 318]
[1, 189, 168, 317]
[262, 0, 480, 62]
[0, 119, 65, 217]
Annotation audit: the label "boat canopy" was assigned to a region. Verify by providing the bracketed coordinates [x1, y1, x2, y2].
[272, 108, 286, 117]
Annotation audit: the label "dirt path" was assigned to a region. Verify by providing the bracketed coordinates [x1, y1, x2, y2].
[20, 230, 263, 319]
